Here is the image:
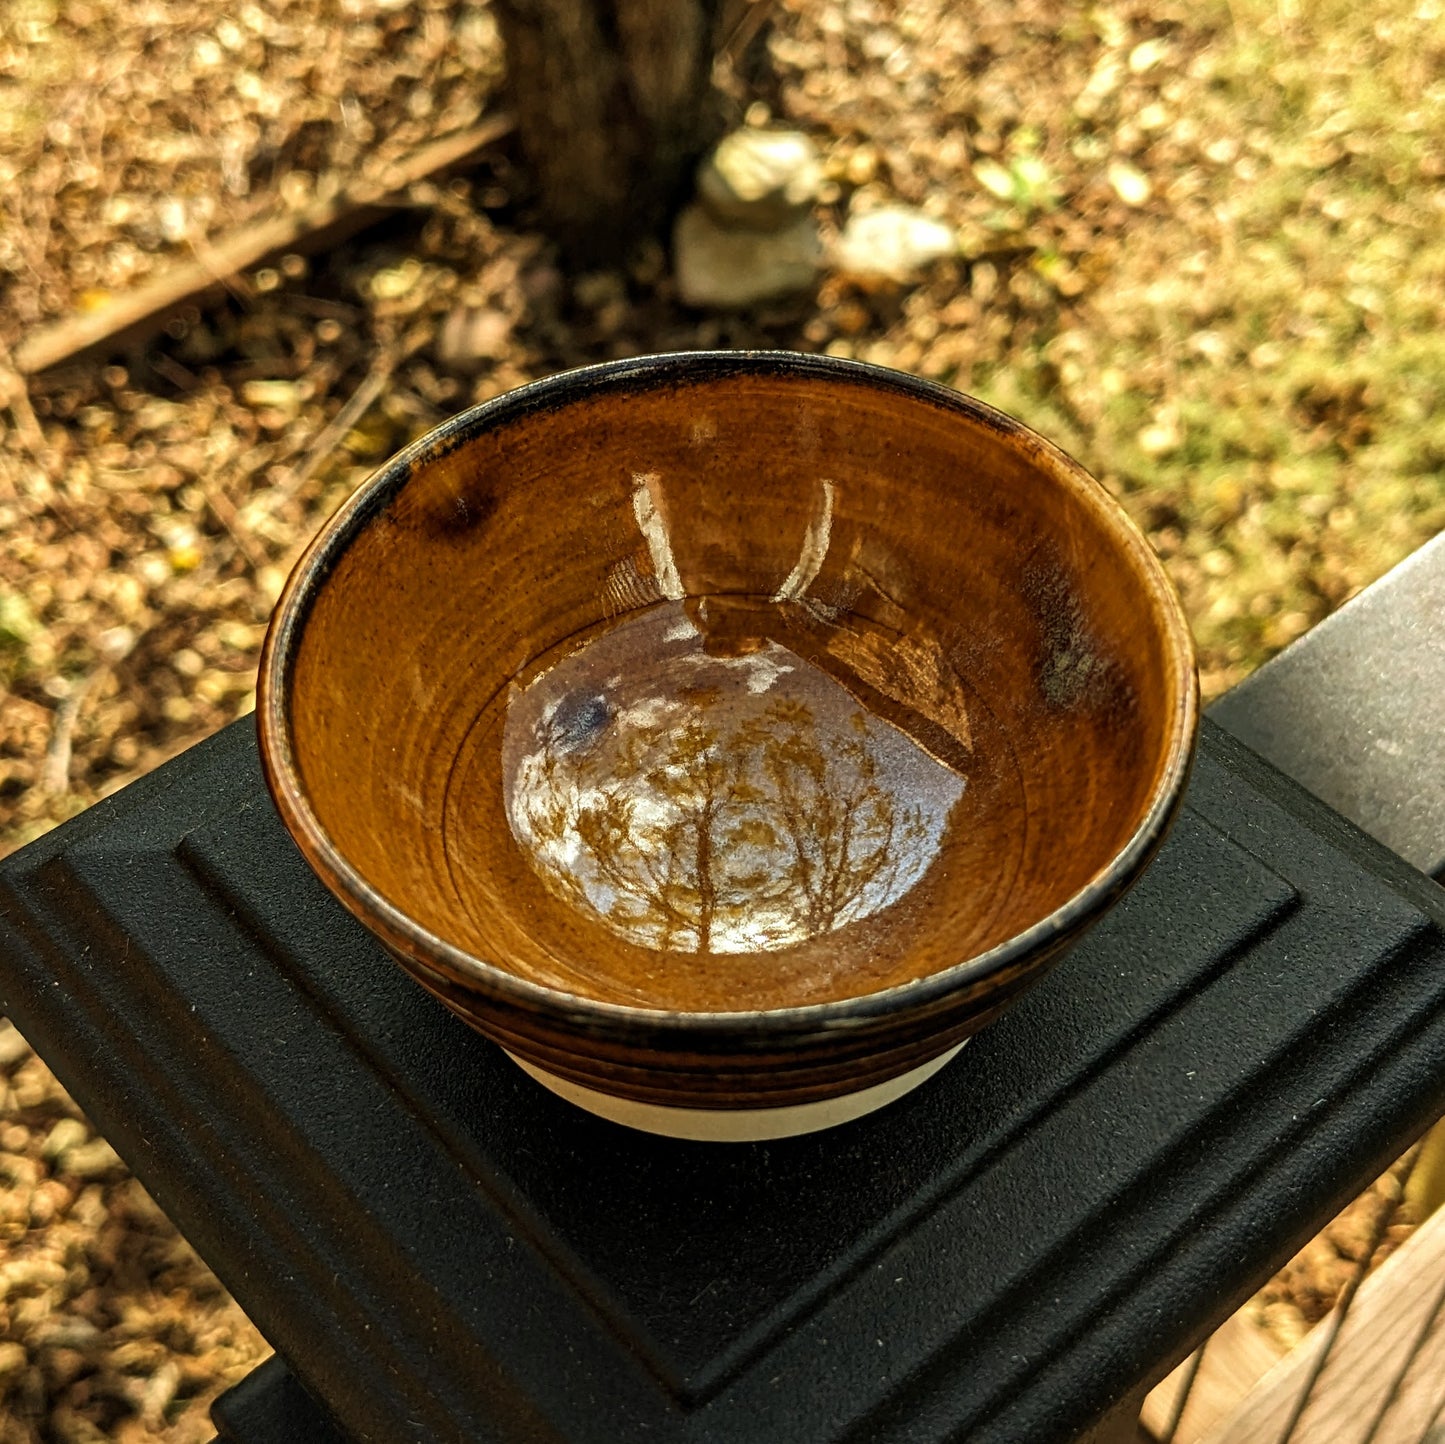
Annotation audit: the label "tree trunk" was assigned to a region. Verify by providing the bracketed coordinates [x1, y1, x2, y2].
[492, 0, 730, 262]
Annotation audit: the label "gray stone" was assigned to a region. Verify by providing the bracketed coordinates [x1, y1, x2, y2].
[673, 204, 822, 309]
[697, 128, 823, 231]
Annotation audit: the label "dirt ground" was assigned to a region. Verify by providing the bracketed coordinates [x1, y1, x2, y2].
[1, 0, 1443, 1436]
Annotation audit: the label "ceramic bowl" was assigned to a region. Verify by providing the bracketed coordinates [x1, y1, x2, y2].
[258, 352, 1197, 1140]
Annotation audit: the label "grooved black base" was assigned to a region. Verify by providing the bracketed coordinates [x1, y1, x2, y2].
[2, 718, 1442, 1443]
[210, 1355, 349, 1444]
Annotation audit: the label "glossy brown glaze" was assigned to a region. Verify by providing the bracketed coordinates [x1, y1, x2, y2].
[259, 352, 1197, 1109]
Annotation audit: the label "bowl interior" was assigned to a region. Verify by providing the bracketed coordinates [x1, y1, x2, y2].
[275, 360, 1194, 1013]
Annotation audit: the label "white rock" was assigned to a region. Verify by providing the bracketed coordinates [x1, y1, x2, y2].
[436, 305, 512, 373]
[831, 205, 958, 282]
[1108, 159, 1153, 207]
[673, 204, 822, 309]
[697, 128, 823, 230]
[96, 626, 136, 664]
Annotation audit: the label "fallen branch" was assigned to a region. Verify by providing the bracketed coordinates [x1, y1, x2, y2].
[14, 115, 515, 376]
[201, 480, 269, 574]
[274, 349, 399, 502]
[0, 351, 46, 454]
[40, 671, 97, 797]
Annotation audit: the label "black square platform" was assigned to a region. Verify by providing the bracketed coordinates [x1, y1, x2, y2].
[1, 718, 1442, 1443]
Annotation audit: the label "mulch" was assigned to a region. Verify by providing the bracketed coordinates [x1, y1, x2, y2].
[1, 0, 1441, 1434]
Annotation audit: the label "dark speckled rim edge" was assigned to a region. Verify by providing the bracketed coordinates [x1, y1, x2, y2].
[258, 350, 1199, 1043]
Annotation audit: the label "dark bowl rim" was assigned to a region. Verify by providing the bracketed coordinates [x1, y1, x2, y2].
[258, 349, 1200, 1039]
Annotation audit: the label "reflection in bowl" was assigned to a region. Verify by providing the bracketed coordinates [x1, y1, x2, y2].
[500, 599, 967, 984]
[259, 352, 1198, 1139]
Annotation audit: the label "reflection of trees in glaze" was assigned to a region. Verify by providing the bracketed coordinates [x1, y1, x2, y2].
[504, 614, 961, 956]
[748, 702, 919, 942]
[516, 697, 928, 953]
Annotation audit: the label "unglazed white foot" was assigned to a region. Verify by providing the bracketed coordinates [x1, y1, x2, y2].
[505, 1040, 968, 1142]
